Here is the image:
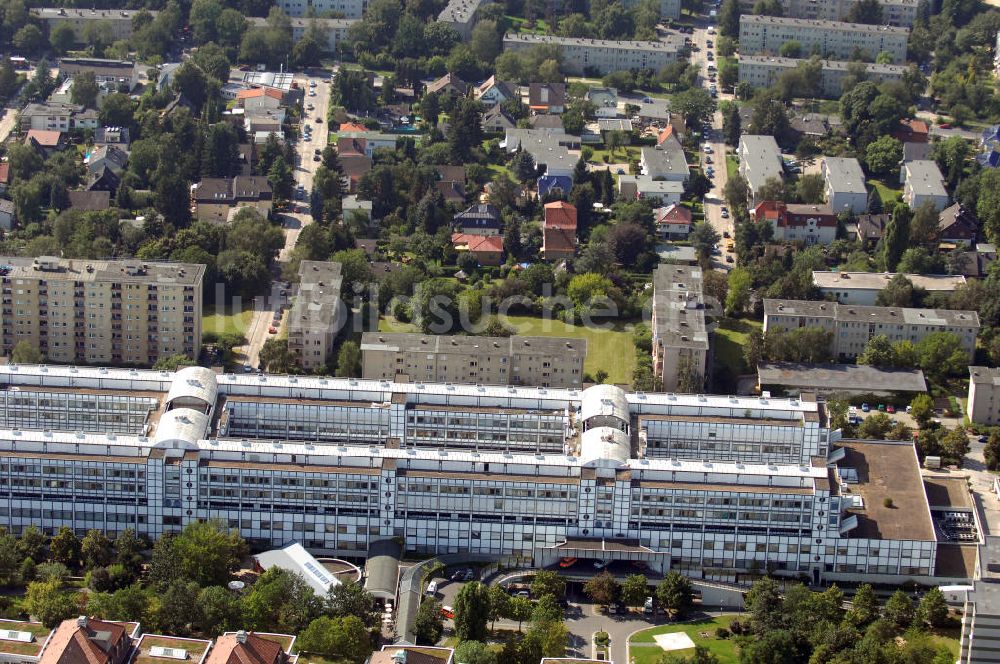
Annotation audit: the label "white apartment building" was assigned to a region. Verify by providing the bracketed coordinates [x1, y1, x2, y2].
[651, 265, 709, 392]
[247, 17, 357, 51]
[502, 34, 684, 76]
[34, 7, 157, 42]
[738, 135, 784, 205]
[736, 0, 918, 26]
[0, 365, 957, 585]
[822, 157, 869, 214]
[764, 299, 979, 361]
[288, 261, 345, 372]
[437, 0, 485, 40]
[276, 0, 365, 18]
[738, 56, 906, 98]
[967, 367, 1000, 426]
[813, 271, 967, 305]
[901, 160, 949, 211]
[622, 0, 681, 19]
[738, 15, 910, 64]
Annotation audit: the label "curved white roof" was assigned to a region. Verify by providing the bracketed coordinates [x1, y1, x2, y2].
[580, 384, 629, 423]
[579, 426, 630, 466]
[166, 366, 218, 408]
[154, 408, 210, 448]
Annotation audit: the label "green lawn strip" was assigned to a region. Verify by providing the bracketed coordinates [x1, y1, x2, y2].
[629, 615, 739, 664]
[713, 318, 763, 376]
[928, 627, 960, 657]
[725, 155, 738, 179]
[867, 178, 901, 206]
[203, 303, 254, 340]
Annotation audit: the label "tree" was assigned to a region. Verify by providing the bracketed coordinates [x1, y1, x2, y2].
[724, 174, 750, 212]
[529, 620, 568, 658]
[10, 341, 42, 364]
[487, 584, 510, 629]
[607, 222, 648, 267]
[297, 615, 370, 663]
[81, 530, 113, 570]
[50, 23, 76, 54]
[915, 332, 967, 382]
[915, 587, 949, 628]
[167, 520, 248, 587]
[157, 579, 201, 634]
[456, 641, 498, 664]
[858, 335, 899, 368]
[0, 532, 19, 586]
[858, 411, 892, 439]
[725, 267, 752, 317]
[749, 91, 791, 143]
[778, 40, 802, 57]
[880, 204, 911, 272]
[197, 586, 243, 635]
[986, 432, 1000, 471]
[268, 155, 294, 202]
[845, 0, 884, 23]
[909, 393, 934, 427]
[795, 174, 826, 204]
[656, 571, 694, 620]
[909, 200, 941, 247]
[621, 574, 649, 607]
[511, 149, 537, 184]
[335, 341, 361, 377]
[24, 579, 77, 627]
[414, 600, 444, 645]
[845, 583, 879, 627]
[672, 88, 716, 131]
[447, 97, 485, 162]
[13, 25, 45, 55]
[745, 577, 784, 633]
[867, 188, 884, 214]
[884, 590, 914, 630]
[454, 581, 491, 641]
[690, 221, 721, 265]
[718, 0, 741, 36]
[19, 527, 48, 563]
[875, 273, 919, 307]
[326, 580, 379, 628]
[259, 338, 293, 373]
[584, 571, 620, 607]
[530, 571, 566, 599]
[241, 567, 323, 633]
[505, 596, 534, 631]
[941, 426, 970, 462]
[865, 136, 903, 178]
[50, 527, 80, 568]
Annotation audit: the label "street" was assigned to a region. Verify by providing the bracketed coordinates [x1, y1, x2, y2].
[233, 70, 333, 369]
[0, 108, 17, 144]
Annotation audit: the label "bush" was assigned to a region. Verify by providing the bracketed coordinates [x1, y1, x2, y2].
[883, 497, 894, 508]
[595, 632, 610, 646]
[715, 627, 730, 639]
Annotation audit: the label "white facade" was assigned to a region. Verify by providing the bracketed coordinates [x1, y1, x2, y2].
[739, 15, 909, 64]
[901, 160, 949, 211]
[738, 135, 784, 205]
[276, 0, 365, 18]
[502, 34, 683, 76]
[822, 157, 868, 215]
[968, 367, 1000, 426]
[738, 56, 907, 98]
[813, 271, 966, 305]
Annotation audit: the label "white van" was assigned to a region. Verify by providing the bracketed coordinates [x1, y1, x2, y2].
[426, 581, 438, 596]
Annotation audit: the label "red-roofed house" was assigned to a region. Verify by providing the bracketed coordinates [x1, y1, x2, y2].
[0, 162, 10, 193]
[39, 616, 137, 664]
[654, 203, 693, 239]
[542, 200, 577, 261]
[752, 200, 838, 245]
[338, 122, 369, 133]
[892, 118, 930, 144]
[25, 129, 65, 156]
[452, 233, 504, 265]
[656, 126, 675, 146]
[203, 631, 293, 664]
[235, 87, 284, 110]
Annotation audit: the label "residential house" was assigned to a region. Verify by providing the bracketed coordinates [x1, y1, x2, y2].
[86, 144, 128, 176]
[855, 213, 891, 246]
[39, 616, 138, 664]
[585, 87, 619, 117]
[453, 204, 502, 235]
[481, 105, 516, 133]
[530, 115, 564, 130]
[235, 87, 284, 110]
[59, 57, 139, 90]
[636, 98, 672, 124]
[737, 15, 909, 64]
[938, 202, 979, 247]
[19, 102, 92, 132]
[94, 125, 130, 148]
[343, 195, 373, 226]
[0, 163, 9, 194]
[501, 128, 580, 152]
[0, 199, 14, 231]
[738, 135, 784, 205]
[192, 176, 273, 223]
[813, 270, 967, 305]
[203, 631, 292, 664]
[618, 175, 684, 205]
[542, 200, 577, 261]
[978, 124, 1000, 168]
[901, 160, 948, 211]
[243, 108, 286, 135]
[475, 76, 517, 105]
[528, 83, 566, 114]
[35, 7, 156, 43]
[903, 140, 931, 162]
[337, 131, 397, 158]
[451, 233, 504, 265]
[752, 200, 838, 245]
[654, 203, 693, 239]
[340, 154, 373, 193]
[25, 130, 65, 156]
[503, 34, 684, 75]
[236, 143, 255, 175]
[87, 166, 121, 195]
[68, 190, 110, 211]
[436, 180, 466, 204]
[640, 133, 689, 182]
[790, 113, 830, 137]
[822, 156, 868, 214]
[892, 118, 930, 144]
[426, 73, 468, 97]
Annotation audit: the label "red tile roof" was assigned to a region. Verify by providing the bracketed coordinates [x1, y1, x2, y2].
[656, 126, 674, 146]
[26, 130, 62, 147]
[40, 618, 129, 664]
[338, 122, 369, 133]
[655, 203, 692, 225]
[236, 87, 283, 100]
[203, 633, 285, 664]
[753, 200, 836, 227]
[0, 162, 9, 184]
[892, 118, 930, 143]
[451, 233, 503, 253]
[544, 200, 577, 230]
[542, 226, 576, 256]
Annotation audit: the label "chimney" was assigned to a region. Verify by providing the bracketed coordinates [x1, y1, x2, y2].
[236, 630, 248, 644]
[77, 616, 88, 628]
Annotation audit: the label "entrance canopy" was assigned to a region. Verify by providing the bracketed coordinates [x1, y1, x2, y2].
[364, 539, 402, 600]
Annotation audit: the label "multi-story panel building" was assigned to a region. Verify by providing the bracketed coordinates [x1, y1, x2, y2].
[0, 365, 953, 585]
[34, 8, 157, 42]
[360, 333, 586, 388]
[246, 17, 357, 51]
[502, 34, 684, 76]
[651, 265, 709, 392]
[763, 299, 979, 360]
[738, 15, 909, 64]
[738, 135, 784, 205]
[812, 270, 967, 305]
[437, 0, 485, 40]
[822, 156, 869, 214]
[967, 366, 1000, 426]
[0, 257, 203, 366]
[738, 56, 907, 98]
[736, 0, 917, 26]
[58, 58, 140, 90]
[288, 261, 344, 372]
[621, 0, 681, 20]
[901, 159, 949, 211]
[276, 0, 365, 18]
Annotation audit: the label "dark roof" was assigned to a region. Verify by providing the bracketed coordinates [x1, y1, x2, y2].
[481, 104, 515, 130]
[434, 164, 466, 184]
[364, 539, 402, 600]
[86, 166, 121, 193]
[426, 73, 467, 96]
[856, 213, 892, 242]
[453, 203, 501, 227]
[938, 202, 978, 241]
[528, 82, 566, 108]
[68, 190, 111, 211]
[758, 361, 927, 393]
[530, 115, 564, 129]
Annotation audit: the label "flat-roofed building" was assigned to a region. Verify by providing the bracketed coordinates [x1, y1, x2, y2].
[360, 332, 586, 388]
[277, 0, 365, 18]
[34, 8, 156, 42]
[0, 256, 203, 366]
[651, 264, 709, 392]
[738, 135, 784, 205]
[288, 261, 344, 372]
[735, 0, 917, 25]
[739, 56, 907, 98]
[968, 366, 1000, 426]
[812, 270, 967, 305]
[901, 159, 949, 211]
[58, 58, 139, 90]
[738, 15, 909, 64]
[502, 33, 684, 76]
[822, 157, 869, 214]
[764, 298, 979, 360]
[437, 0, 485, 40]
[246, 17, 356, 51]
[758, 361, 927, 397]
[132, 634, 212, 664]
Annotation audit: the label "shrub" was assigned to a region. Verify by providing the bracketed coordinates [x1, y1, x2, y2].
[883, 497, 894, 508]
[715, 627, 730, 639]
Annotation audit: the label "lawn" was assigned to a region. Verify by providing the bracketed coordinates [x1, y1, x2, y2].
[726, 155, 738, 179]
[589, 146, 640, 165]
[929, 627, 961, 658]
[629, 615, 740, 664]
[203, 303, 253, 341]
[867, 178, 901, 206]
[377, 314, 637, 384]
[504, 15, 553, 33]
[714, 318, 762, 376]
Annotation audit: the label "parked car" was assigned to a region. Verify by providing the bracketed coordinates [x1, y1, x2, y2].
[243, 364, 253, 373]
[725, 255, 734, 263]
[861, 403, 870, 412]
[559, 557, 578, 568]
[426, 581, 438, 596]
[980, 435, 989, 443]
[703, 145, 713, 153]
[887, 405, 896, 413]
[268, 326, 277, 334]
[514, 589, 530, 598]
[721, 209, 729, 218]
[439, 606, 455, 619]
[594, 559, 611, 570]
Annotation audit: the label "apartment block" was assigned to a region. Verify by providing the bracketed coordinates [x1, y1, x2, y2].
[19, 102, 96, 133]
[738, 15, 909, 64]
[738, 135, 784, 205]
[822, 156, 869, 214]
[34, 7, 157, 42]
[622, 0, 681, 20]
[502, 33, 683, 76]
[0, 364, 963, 585]
[968, 366, 1000, 426]
[736, 0, 917, 26]
[359, 332, 586, 387]
[0, 257, 203, 367]
[288, 261, 344, 372]
[276, 0, 365, 18]
[651, 264, 709, 392]
[738, 55, 906, 98]
[763, 299, 979, 361]
[752, 201, 838, 245]
[813, 270, 967, 305]
[901, 159, 949, 211]
[437, 0, 485, 40]
[246, 17, 357, 51]
[59, 58, 140, 90]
